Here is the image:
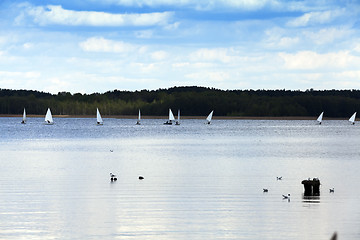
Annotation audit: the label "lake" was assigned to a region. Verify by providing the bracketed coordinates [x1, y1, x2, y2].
[0, 117, 359, 239]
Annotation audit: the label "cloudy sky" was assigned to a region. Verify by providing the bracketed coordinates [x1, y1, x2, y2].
[1, 0, 360, 93]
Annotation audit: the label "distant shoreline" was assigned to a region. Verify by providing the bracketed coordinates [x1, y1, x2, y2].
[0, 114, 345, 120]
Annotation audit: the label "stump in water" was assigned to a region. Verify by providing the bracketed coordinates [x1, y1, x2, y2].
[301, 178, 320, 196]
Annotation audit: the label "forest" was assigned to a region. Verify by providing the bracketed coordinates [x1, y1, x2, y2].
[1, 86, 360, 118]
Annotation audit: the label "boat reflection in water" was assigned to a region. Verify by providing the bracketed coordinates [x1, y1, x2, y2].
[302, 195, 320, 203]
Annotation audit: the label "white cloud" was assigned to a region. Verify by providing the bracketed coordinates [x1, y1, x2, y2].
[163, 21, 180, 30]
[172, 62, 190, 68]
[101, 0, 286, 11]
[304, 27, 352, 45]
[0, 71, 41, 78]
[79, 37, 139, 53]
[22, 4, 173, 27]
[265, 28, 300, 49]
[151, 51, 168, 61]
[3, 0, 360, 93]
[130, 62, 158, 73]
[219, 0, 275, 10]
[335, 71, 360, 79]
[353, 43, 360, 53]
[189, 48, 235, 63]
[278, 37, 299, 48]
[279, 51, 360, 70]
[186, 71, 230, 82]
[23, 43, 33, 49]
[287, 9, 345, 27]
[0, 71, 42, 91]
[134, 30, 154, 39]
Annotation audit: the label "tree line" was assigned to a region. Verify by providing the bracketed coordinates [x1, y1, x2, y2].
[1, 87, 360, 117]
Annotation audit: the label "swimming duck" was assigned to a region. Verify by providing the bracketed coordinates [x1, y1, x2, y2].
[110, 173, 117, 181]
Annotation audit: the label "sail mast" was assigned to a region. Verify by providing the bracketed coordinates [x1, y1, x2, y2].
[175, 109, 180, 125]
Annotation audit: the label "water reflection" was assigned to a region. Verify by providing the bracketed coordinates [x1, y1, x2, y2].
[302, 195, 321, 203]
[1, 118, 360, 239]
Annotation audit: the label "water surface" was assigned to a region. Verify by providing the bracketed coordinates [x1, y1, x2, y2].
[0, 117, 359, 239]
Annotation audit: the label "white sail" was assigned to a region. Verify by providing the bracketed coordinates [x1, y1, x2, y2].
[136, 109, 141, 125]
[206, 110, 214, 124]
[169, 109, 175, 121]
[45, 108, 54, 124]
[175, 109, 180, 125]
[21, 108, 26, 124]
[349, 112, 356, 124]
[317, 112, 323, 124]
[96, 108, 103, 125]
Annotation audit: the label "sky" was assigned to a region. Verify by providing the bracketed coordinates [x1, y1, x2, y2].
[0, 0, 360, 94]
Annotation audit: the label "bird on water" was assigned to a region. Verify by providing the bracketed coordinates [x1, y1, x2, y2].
[110, 173, 117, 181]
[282, 194, 290, 201]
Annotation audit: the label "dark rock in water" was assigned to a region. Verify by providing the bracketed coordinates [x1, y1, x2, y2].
[301, 178, 320, 196]
[139, 176, 144, 180]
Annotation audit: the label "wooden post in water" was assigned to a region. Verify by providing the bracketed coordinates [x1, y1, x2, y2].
[301, 178, 320, 196]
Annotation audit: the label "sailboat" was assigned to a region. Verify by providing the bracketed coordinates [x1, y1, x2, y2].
[44, 108, 54, 125]
[96, 108, 103, 125]
[175, 109, 180, 125]
[206, 110, 214, 124]
[136, 109, 141, 125]
[349, 112, 356, 125]
[317, 112, 324, 125]
[21, 108, 26, 124]
[164, 109, 175, 125]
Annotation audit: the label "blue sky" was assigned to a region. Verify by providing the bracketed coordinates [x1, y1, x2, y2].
[1, 0, 360, 93]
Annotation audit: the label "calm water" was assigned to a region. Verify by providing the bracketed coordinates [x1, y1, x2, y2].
[0, 117, 359, 239]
